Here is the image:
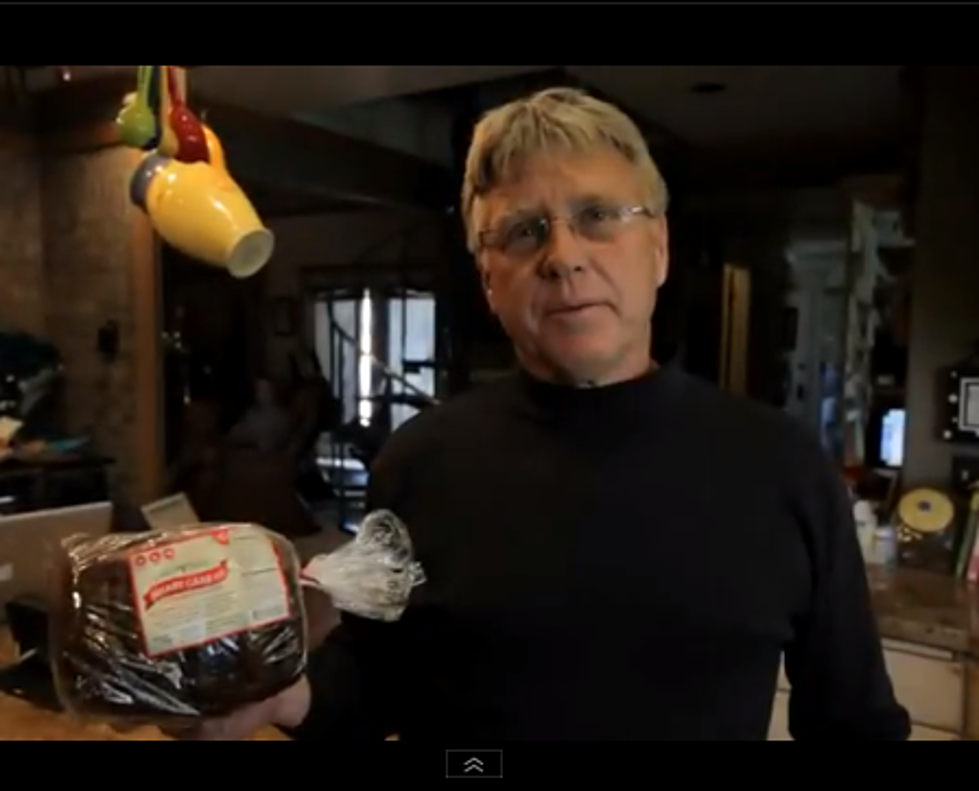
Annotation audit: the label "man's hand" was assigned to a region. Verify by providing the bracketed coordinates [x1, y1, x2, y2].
[167, 675, 311, 741]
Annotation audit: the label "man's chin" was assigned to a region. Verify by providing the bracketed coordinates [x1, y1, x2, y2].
[544, 349, 622, 388]
[535, 337, 654, 387]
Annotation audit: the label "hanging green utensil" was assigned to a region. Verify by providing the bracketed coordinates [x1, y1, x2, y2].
[117, 65, 157, 149]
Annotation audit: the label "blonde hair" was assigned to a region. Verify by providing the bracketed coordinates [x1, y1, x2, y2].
[461, 87, 669, 253]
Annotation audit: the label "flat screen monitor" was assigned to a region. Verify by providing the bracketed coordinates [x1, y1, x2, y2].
[880, 408, 906, 468]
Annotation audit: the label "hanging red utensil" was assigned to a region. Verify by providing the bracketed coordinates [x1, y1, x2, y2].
[166, 65, 210, 164]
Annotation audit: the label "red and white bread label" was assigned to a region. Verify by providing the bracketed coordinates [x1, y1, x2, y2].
[129, 524, 291, 657]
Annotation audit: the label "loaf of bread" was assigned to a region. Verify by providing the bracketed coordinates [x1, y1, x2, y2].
[51, 524, 307, 726]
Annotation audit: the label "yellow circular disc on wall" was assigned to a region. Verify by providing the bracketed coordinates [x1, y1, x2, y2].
[897, 488, 955, 535]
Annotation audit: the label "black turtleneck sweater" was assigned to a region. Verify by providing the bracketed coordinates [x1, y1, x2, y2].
[292, 364, 909, 741]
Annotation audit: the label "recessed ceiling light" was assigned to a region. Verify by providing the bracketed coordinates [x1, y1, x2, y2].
[690, 81, 728, 95]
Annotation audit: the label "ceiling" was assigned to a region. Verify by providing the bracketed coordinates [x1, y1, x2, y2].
[567, 65, 904, 150]
[193, 65, 905, 154]
[190, 66, 554, 117]
[22, 65, 905, 153]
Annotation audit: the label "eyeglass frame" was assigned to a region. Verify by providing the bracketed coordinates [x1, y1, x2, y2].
[476, 201, 660, 260]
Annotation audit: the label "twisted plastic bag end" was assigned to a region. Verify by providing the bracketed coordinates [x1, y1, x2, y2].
[300, 510, 425, 622]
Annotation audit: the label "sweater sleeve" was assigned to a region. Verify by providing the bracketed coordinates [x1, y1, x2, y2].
[284, 442, 414, 741]
[285, 614, 405, 740]
[783, 444, 911, 740]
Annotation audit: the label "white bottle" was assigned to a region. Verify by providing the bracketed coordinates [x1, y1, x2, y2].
[853, 500, 878, 562]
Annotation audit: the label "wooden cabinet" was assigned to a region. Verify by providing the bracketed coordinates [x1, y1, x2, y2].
[882, 639, 963, 735]
[910, 724, 958, 740]
[768, 690, 791, 740]
[769, 639, 965, 740]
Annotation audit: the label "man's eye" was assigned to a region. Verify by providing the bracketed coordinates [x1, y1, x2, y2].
[580, 204, 616, 224]
[510, 221, 540, 239]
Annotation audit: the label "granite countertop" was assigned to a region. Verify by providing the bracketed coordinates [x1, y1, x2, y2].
[867, 566, 977, 655]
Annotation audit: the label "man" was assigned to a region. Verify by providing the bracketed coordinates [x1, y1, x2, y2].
[193, 87, 909, 741]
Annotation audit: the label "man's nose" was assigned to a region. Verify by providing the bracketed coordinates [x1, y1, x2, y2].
[537, 220, 587, 281]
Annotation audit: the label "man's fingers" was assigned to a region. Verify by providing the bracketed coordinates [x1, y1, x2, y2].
[155, 679, 307, 740]
[193, 700, 277, 741]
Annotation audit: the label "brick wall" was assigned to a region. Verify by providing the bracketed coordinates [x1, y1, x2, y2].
[0, 135, 45, 335]
[41, 147, 145, 500]
[0, 131, 152, 503]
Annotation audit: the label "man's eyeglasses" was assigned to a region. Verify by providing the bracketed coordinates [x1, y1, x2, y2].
[477, 202, 656, 259]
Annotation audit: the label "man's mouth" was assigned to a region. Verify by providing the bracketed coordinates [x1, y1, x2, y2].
[546, 301, 608, 317]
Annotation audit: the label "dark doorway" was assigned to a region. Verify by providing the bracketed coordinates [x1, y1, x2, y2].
[161, 248, 267, 469]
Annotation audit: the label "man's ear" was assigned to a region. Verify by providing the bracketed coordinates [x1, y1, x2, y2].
[479, 260, 499, 316]
[652, 215, 670, 289]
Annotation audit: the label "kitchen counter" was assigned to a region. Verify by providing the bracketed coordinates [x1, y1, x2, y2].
[768, 566, 979, 740]
[3, 566, 978, 740]
[0, 628, 287, 741]
[867, 566, 977, 655]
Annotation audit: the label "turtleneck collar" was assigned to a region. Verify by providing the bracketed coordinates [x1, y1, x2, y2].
[510, 358, 685, 438]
